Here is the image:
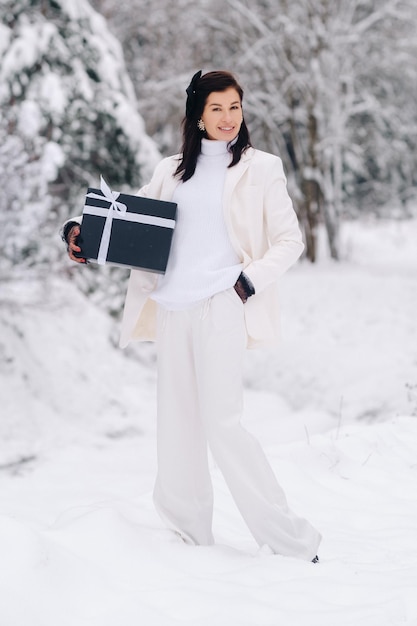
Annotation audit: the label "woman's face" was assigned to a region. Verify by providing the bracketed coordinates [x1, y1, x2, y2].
[201, 87, 243, 141]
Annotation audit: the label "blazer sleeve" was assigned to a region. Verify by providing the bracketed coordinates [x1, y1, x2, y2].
[242, 158, 304, 294]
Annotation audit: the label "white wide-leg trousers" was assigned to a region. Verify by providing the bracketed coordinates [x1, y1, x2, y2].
[153, 288, 321, 560]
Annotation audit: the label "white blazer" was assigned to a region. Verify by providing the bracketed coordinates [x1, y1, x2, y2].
[119, 147, 304, 349]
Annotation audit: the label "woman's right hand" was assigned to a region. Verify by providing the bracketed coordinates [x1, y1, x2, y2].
[67, 225, 87, 263]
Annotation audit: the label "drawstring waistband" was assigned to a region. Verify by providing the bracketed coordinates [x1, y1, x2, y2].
[200, 297, 212, 320]
[158, 295, 213, 331]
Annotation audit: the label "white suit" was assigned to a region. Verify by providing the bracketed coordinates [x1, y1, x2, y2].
[123, 147, 321, 560]
[71, 146, 322, 559]
[119, 147, 304, 349]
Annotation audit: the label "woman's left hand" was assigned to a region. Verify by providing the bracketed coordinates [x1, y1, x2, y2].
[233, 272, 255, 303]
[234, 276, 249, 303]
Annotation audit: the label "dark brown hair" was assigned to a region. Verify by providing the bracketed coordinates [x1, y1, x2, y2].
[174, 70, 252, 181]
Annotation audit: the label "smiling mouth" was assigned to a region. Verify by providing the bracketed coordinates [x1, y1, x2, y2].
[219, 127, 234, 131]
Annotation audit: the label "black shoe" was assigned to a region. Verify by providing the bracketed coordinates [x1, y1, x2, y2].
[312, 555, 319, 563]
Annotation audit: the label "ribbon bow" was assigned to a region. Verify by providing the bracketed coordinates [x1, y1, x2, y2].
[185, 70, 202, 119]
[86, 176, 127, 265]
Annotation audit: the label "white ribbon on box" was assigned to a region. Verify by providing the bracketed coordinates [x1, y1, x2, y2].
[84, 176, 175, 265]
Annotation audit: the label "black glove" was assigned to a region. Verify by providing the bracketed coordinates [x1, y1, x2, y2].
[61, 221, 80, 244]
[234, 272, 255, 303]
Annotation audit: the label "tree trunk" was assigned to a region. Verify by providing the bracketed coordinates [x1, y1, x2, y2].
[301, 178, 321, 263]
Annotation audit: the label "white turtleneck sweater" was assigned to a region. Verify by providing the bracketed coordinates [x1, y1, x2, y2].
[151, 138, 243, 310]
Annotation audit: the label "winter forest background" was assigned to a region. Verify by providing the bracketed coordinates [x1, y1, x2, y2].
[1, 0, 417, 290]
[2, 2, 417, 624]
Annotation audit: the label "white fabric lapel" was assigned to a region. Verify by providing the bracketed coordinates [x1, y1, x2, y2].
[222, 149, 253, 255]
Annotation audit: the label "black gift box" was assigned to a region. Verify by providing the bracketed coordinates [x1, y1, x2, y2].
[77, 183, 177, 273]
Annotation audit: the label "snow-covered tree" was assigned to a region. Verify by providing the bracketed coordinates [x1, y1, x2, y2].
[94, 0, 417, 261]
[346, 1, 417, 217]
[0, 100, 57, 274]
[89, 0, 227, 154]
[213, 0, 417, 260]
[0, 0, 159, 284]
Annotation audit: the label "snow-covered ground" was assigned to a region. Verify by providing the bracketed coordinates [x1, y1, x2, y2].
[1, 218, 417, 626]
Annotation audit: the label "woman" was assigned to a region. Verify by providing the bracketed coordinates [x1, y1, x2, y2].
[64, 70, 321, 562]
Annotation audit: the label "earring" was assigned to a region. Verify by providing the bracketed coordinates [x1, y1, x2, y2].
[197, 119, 205, 132]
